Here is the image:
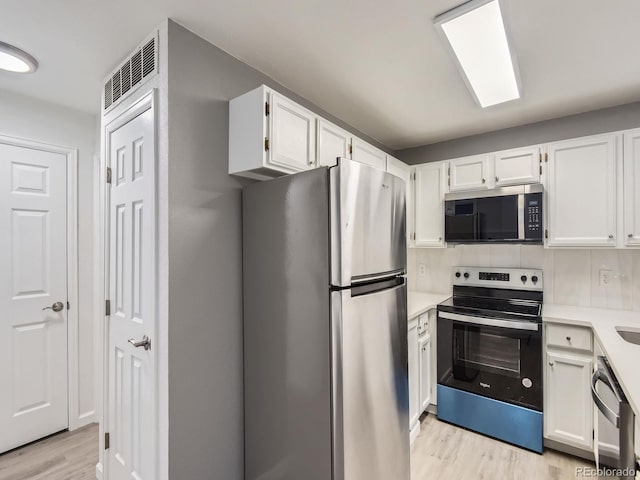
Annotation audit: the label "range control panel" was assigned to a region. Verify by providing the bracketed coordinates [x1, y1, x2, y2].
[453, 267, 543, 291]
[524, 192, 543, 240]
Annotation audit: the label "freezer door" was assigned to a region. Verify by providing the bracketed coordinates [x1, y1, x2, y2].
[331, 277, 409, 480]
[330, 159, 406, 287]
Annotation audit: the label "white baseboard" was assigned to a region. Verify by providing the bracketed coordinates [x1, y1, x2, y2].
[78, 410, 96, 428]
[96, 462, 103, 480]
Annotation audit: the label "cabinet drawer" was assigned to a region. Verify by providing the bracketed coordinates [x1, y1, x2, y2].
[419, 313, 429, 333]
[546, 323, 592, 352]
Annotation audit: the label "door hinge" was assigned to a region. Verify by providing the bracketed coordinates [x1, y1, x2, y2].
[265, 101, 270, 116]
[539, 153, 542, 163]
[348, 143, 353, 155]
[105, 299, 111, 316]
[545, 152, 548, 162]
[264, 137, 270, 151]
[105, 432, 110, 450]
[448, 177, 451, 187]
[545, 229, 549, 239]
[539, 164, 543, 175]
[67, 301, 70, 310]
[592, 430, 595, 440]
[412, 172, 416, 181]
[106, 167, 112, 184]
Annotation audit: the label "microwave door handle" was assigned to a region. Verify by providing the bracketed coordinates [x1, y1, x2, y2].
[591, 369, 620, 428]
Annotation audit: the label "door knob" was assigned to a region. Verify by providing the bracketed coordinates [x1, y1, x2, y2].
[42, 301, 64, 312]
[128, 335, 151, 351]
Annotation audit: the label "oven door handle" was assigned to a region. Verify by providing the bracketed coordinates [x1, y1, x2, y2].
[438, 311, 540, 332]
[591, 369, 620, 428]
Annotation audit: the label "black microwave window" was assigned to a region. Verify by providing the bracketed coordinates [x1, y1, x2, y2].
[477, 196, 518, 241]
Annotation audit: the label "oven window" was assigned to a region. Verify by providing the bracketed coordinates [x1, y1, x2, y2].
[454, 327, 521, 378]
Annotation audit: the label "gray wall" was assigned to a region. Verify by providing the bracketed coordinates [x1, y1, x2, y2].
[398, 100, 640, 164]
[165, 19, 389, 479]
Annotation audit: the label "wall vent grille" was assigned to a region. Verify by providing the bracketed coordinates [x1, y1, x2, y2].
[103, 32, 158, 111]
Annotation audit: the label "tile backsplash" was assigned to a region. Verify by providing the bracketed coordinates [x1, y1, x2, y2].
[408, 245, 640, 311]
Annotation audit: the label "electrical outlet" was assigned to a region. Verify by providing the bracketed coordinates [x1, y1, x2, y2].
[418, 263, 426, 276]
[599, 269, 613, 286]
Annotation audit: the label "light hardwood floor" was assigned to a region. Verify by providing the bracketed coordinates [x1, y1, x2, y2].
[411, 414, 609, 480]
[0, 424, 98, 480]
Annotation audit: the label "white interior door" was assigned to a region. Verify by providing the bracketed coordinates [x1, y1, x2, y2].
[0, 142, 68, 453]
[107, 103, 156, 480]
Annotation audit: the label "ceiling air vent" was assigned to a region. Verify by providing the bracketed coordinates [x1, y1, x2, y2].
[103, 32, 158, 112]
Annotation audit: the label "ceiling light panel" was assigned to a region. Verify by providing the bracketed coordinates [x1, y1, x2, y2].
[0, 41, 38, 73]
[435, 0, 520, 108]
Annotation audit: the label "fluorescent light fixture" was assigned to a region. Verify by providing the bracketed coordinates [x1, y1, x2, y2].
[0, 41, 38, 73]
[435, 0, 520, 108]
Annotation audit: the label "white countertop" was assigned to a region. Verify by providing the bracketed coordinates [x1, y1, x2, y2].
[407, 291, 450, 320]
[543, 304, 640, 417]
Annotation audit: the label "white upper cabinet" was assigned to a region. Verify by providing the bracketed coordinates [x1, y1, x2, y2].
[269, 92, 317, 172]
[623, 128, 640, 246]
[494, 146, 541, 187]
[414, 162, 446, 247]
[351, 137, 387, 170]
[546, 134, 619, 247]
[317, 119, 351, 167]
[386, 156, 412, 246]
[449, 154, 491, 192]
[229, 85, 317, 179]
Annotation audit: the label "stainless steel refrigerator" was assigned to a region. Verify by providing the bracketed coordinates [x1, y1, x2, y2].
[243, 159, 408, 480]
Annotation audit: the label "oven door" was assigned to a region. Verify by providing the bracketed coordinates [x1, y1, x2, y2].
[437, 310, 542, 411]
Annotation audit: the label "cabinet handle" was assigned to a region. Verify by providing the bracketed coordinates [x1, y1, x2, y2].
[566, 336, 571, 342]
[629, 234, 633, 238]
[549, 361, 554, 367]
[438, 236, 442, 241]
[495, 176, 499, 182]
[482, 178, 486, 184]
[609, 234, 614, 240]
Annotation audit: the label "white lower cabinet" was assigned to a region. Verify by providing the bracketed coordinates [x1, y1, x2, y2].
[408, 318, 420, 439]
[545, 350, 594, 450]
[419, 334, 432, 412]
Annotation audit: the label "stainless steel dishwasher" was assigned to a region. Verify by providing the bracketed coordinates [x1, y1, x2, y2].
[591, 356, 637, 479]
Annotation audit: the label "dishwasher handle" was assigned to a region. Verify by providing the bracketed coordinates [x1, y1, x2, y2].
[591, 369, 620, 428]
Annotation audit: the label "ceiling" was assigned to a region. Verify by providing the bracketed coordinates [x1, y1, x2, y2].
[2, 0, 640, 149]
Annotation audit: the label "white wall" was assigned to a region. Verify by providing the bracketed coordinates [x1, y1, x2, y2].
[0, 88, 98, 425]
[409, 245, 640, 310]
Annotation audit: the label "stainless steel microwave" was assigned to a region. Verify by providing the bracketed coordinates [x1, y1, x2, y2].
[444, 184, 543, 244]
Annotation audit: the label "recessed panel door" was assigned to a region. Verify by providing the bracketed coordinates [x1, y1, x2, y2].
[0, 143, 68, 453]
[107, 103, 156, 480]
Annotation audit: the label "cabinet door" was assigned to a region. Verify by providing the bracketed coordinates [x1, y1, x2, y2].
[419, 335, 431, 412]
[351, 137, 386, 170]
[545, 351, 593, 450]
[494, 146, 541, 186]
[414, 162, 446, 247]
[428, 309, 438, 406]
[624, 128, 640, 246]
[386, 156, 412, 246]
[449, 154, 490, 192]
[546, 134, 618, 247]
[317, 119, 350, 167]
[268, 92, 317, 172]
[408, 320, 420, 430]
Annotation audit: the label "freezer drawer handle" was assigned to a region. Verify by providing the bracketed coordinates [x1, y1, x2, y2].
[591, 369, 620, 428]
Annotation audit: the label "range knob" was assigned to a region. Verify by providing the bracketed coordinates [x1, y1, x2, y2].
[521, 275, 528, 283]
[531, 275, 539, 283]
[463, 272, 470, 279]
[455, 272, 461, 278]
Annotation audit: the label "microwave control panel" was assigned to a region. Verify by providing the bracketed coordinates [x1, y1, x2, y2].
[524, 192, 543, 240]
